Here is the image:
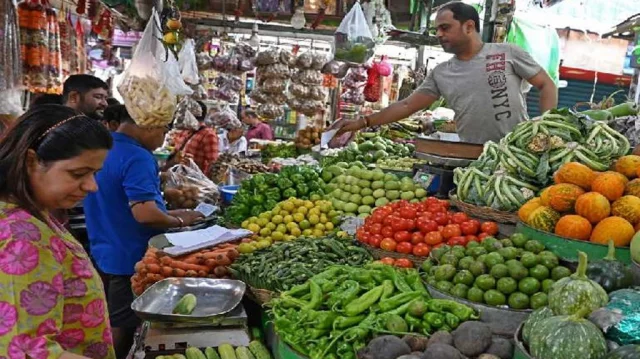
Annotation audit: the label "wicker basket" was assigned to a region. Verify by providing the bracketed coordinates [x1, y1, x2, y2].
[361, 242, 427, 268]
[247, 286, 278, 306]
[449, 191, 519, 224]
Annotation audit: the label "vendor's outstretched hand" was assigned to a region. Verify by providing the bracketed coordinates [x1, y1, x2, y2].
[327, 118, 362, 148]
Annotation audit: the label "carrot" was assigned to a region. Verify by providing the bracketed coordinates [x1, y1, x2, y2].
[197, 270, 208, 277]
[161, 266, 173, 277]
[226, 248, 239, 260]
[160, 256, 172, 266]
[173, 268, 186, 277]
[199, 250, 228, 260]
[213, 266, 228, 277]
[147, 263, 161, 274]
[134, 261, 145, 272]
[214, 254, 232, 267]
[147, 273, 163, 282]
[142, 256, 158, 265]
[185, 270, 198, 277]
[204, 259, 218, 268]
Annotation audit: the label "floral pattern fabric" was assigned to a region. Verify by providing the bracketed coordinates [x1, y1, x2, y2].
[0, 202, 115, 359]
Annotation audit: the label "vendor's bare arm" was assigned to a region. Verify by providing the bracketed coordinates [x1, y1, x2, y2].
[369, 92, 439, 127]
[527, 70, 558, 114]
[131, 201, 200, 228]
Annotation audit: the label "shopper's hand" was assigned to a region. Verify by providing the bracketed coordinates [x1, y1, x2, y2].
[175, 210, 204, 226]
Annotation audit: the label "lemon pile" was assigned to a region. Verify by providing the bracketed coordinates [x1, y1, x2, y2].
[239, 198, 341, 253]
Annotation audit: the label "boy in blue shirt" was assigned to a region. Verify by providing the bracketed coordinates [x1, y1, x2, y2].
[84, 105, 202, 358]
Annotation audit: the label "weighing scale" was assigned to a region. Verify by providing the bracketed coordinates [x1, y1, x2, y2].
[414, 152, 473, 199]
[130, 304, 251, 358]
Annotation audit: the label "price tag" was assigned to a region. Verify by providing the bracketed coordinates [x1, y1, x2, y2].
[194, 203, 217, 217]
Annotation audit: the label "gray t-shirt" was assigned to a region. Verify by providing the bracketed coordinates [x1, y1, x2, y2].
[417, 43, 543, 144]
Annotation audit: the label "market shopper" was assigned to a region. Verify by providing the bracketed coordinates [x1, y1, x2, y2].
[63, 74, 110, 120]
[331, 2, 558, 144]
[212, 110, 248, 155]
[242, 108, 274, 141]
[0, 105, 116, 359]
[83, 105, 203, 359]
[169, 100, 220, 173]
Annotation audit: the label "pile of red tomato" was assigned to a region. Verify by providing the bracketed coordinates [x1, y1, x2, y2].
[356, 197, 499, 257]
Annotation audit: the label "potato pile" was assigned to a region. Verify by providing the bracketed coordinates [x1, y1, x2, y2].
[131, 244, 239, 296]
[164, 185, 201, 209]
[295, 126, 321, 149]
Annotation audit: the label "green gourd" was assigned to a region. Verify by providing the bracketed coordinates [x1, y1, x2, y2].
[586, 240, 634, 293]
[529, 308, 607, 359]
[604, 345, 640, 359]
[548, 251, 608, 315]
[522, 306, 553, 345]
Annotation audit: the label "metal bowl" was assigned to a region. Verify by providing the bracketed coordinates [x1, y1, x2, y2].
[131, 278, 246, 323]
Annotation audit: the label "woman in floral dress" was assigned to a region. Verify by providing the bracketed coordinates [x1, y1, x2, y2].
[0, 105, 115, 359]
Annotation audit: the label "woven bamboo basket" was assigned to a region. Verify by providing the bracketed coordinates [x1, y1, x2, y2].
[449, 191, 519, 224]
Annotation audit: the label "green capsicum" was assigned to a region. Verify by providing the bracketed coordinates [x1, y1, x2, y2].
[307, 328, 330, 339]
[378, 291, 422, 312]
[423, 312, 445, 329]
[380, 280, 394, 301]
[332, 280, 360, 310]
[444, 312, 460, 329]
[277, 177, 294, 190]
[404, 313, 423, 331]
[252, 174, 266, 187]
[251, 193, 266, 205]
[406, 270, 430, 297]
[420, 321, 433, 335]
[265, 188, 281, 201]
[333, 314, 366, 330]
[427, 299, 479, 321]
[296, 183, 309, 196]
[344, 284, 385, 317]
[290, 173, 305, 183]
[283, 188, 297, 198]
[250, 205, 263, 217]
[304, 280, 323, 310]
[387, 298, 421, 316]
[287, 282, 310, 297]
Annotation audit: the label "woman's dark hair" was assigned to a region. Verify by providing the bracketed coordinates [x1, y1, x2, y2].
[439, 1, 481, 33]
[0, 105, 113, 217]
[107, 97, 121, 106]
[103, 104, 133, 125]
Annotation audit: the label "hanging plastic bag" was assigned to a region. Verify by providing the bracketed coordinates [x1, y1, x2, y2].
[117, 8, 192, 128]
[377, 55, 392, 77]
[0, 89, 23, 117]
[333, 2, 375, 64]
[173, 97, 200, 130]
[364, 63, 382, 103]
[178, 38, 200, 85]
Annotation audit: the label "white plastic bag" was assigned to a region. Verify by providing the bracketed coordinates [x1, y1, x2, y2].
[117, 8, 192, 127]
[178, 39, 200, 85]
[0, 89, 23, 117]
[333, 3, 375, 64]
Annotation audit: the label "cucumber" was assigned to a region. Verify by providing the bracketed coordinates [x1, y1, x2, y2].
[235, 347, 255, 359]
[185, 347, 206, 359]
[204, 347, 221, 359]
[248, 341, 272, 359]
[217, 344, 237, 359]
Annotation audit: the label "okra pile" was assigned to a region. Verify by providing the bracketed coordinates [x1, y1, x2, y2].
[228, 236, 372, 292]
[269, 264, 478, 359]
[454, 108, 630, 211]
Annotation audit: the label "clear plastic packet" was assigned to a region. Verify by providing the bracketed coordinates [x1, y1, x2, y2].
[321, 60, 342, 76]
[215, 74, 244, 92]
[177, 39, 199, 85]
[212, 55, 229, 71]
[249, 89, 269, 103]
[163, 159, 220, 209]
[261, 78, 287, 93]
[258, 63, 291, 79]
[173, 97, 200, 130]
[294, 69, 323, 86]
[333, 3, 375, 64]
[290, 83, 310, 98]
[311, 53, 328, 71]
[206, 104, 241, 129]
[256, 48, 280, 65]
[213, 85, 239, 103]
[0, 89, 24, 117]
[117, 8, 191, 127]
[257, 103, 284, 119]
[295, 52, 313, 69]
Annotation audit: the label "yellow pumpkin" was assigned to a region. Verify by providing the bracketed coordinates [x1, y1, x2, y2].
[518, 197, 542, 223]
[540, 187, 552, 206]
[546, 184, 585, 212]
[554, 215, 592, 241]
[575, 192, 611, 224]
[591, 172, 626, 201]
[626, 178, 640, 197]
[527, 206, 561, 232]
[615, 155, 640, 179]
[611, 195, 640, 225]
[590, 216, 635, 246]
[554, 162, 597, 190]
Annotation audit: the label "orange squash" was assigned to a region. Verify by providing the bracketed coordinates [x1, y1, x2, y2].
[575, 192, 611, 224]
[589, 216, 635, 246]
[518, 197, 542, 223]
[615, 155, 640, 179]
[591, 172, 626, 201]
[611, 195, 640, 225]
[554, 162, 597, 190]
[625, 178, 640, 197]
[527, 206, 561, 232]
[598, 170, 629, 185]
[546, 184, 585, 212]
[540, 187, 552, 206]
[554, 215, 592, 241]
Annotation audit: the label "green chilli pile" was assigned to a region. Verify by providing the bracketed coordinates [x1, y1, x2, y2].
[454, 108, 630, 211]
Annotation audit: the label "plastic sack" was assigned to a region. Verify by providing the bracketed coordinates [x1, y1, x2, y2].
[178, 39, 200, 85]
[118, 8, 192, 127]
[333, 3, 375, 64]
[506, 15, 560, 86]
[163, 158, 220, 209]
[0, 89, 23, 117]
[173, 97, 200, 130]
[364, 64, 382, 102]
